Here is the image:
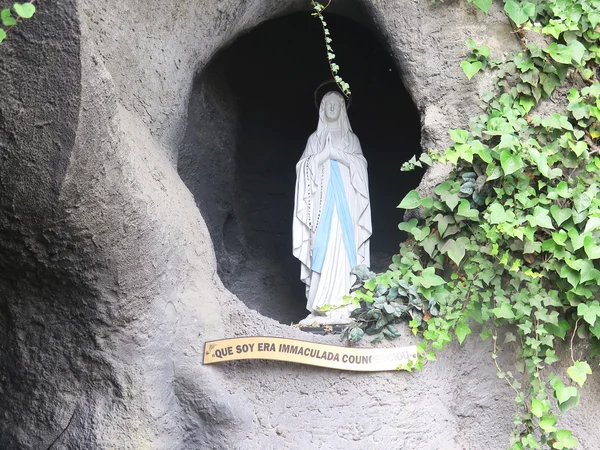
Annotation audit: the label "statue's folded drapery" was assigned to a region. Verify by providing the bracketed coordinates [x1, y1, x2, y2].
[293, 91, 372, 318]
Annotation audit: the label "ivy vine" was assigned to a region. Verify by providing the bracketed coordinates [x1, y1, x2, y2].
[342, 0, 600, 448]
[311, 0, 351, 97]
[0, 1, 36, 44]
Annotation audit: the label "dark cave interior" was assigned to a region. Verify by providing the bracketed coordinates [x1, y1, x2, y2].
[178, 12, 424, 324]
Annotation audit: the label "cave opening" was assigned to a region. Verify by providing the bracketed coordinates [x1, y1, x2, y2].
[178, 11, 424, 324]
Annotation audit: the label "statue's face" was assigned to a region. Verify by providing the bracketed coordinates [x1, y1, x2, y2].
[324, 99, 341, 121]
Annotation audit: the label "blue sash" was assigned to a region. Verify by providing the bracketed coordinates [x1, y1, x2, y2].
[311, 160, 357, 272]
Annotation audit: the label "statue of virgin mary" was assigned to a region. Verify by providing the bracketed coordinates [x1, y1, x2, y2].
[293, 91, 372, 324]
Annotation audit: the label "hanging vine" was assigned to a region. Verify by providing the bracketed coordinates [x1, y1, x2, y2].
[311, 0, 351, 98]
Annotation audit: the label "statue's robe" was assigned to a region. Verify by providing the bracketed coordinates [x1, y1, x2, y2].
[293, 127, 372, 316]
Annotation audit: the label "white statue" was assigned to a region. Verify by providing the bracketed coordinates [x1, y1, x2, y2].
[293, 91, 372, 325]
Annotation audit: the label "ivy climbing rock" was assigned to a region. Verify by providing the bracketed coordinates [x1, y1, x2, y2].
[0, 1, 599, 449]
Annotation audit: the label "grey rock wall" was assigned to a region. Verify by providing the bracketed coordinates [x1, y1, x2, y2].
[0, 1, 598, 449]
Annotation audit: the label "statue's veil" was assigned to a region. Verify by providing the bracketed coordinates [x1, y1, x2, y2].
[315, 91, 352, 148]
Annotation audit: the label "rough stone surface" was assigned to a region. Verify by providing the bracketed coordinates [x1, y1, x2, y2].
[0, 1, 598, 449]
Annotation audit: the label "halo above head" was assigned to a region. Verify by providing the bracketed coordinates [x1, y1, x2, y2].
[314, 79, 352, 110]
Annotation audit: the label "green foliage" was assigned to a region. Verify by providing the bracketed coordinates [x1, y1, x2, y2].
[472, 0, 492, 14]
[311, 1, 351, 97]
[461, 39, 490, 79]
[342, 265, 439, 344]
[504, 1, 536, 25]
[0, 2, 36, 44]
[13, 2, 34, 19]
[351, 0, 600, 448]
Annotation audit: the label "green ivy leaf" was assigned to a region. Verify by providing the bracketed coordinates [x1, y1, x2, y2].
[488, 202, 514, 224]
[441, 236, 470, 265]
[486, 164, 503, 181]
[504, 1, 531, 25]
[478, 45, 490, 59]
[524, 240, 541, 254]
[1, 8, 15, 26]
[569, 140, 587, 156]
[348, 326, 364, 343]
[455, 322, 472, 344]
[521, 2, 536, 19]
[542, 21, 564, 40]
[553, 429, 579, 449]
[457, 199, 480, 220]
[567, 40, 586, 66]
[552, 230, 568, 246]
[520, 433, 541, 449]
[493, 302, 515, 320]
[556, 384, 579, 407]
[500, 150, 523, 175]
[544, 349, 561, 364]
[550, 375, 579, 413]
[569, 228, 587, 251]
[584, 216, 600, 233]
[449, 129, 469, 144]
[422, 235, 441, 257]
[420, 197, 434, 209]
[583, 235, 600, 259]
[531, 398, 546, 418]
[542, 113, 573, 131]
[411, 225, 431, 241]
[13, 2, 35, 19]
[519, 95, 535, 113]
[574, 191, 592, 213]
[461, 60, 482, 80]
[419, 267, 446, 289]
[546, 319, 571, 339]
[433, 214, 455, 236]
[364, 278, 377, 291]
[528, 206, 554, 230]
[472, 0, 492, 14]
[398, 190, 421, 209]
[560, 264, 580, 289]
[445, 193, 461, 211]
[547, 43, 573, 65]
[578, 259, 600, 284]
[399, 218, 418, 232]
[550, 205, 572, 226]
[567, 361, 592, 387]
[354, 290, 374, 303]
[555, 181, 570, 198]
[577, 301, 600, 326]
[539, 415, 557, 433]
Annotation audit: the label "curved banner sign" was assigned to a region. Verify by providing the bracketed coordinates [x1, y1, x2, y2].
[203, 336, 417, 372]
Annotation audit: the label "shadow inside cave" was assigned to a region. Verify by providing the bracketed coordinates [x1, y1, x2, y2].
[178, 11, 424, 324]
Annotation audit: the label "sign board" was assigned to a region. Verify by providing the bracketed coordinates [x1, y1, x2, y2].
[203, 336, 417, 372]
